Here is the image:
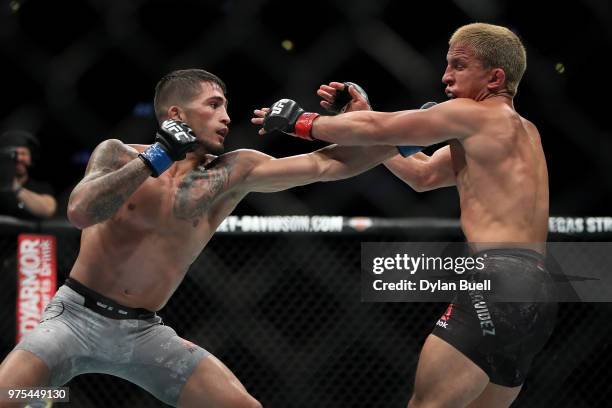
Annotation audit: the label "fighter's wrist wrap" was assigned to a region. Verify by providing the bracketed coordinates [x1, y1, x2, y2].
[293, 113, 320, 141]
[138, 143, 173, 177]
[397, 146, 424, 157]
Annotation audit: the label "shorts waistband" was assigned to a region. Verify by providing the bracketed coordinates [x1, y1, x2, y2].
[65, 278, 156, 320]
[472, 248, 545, 266]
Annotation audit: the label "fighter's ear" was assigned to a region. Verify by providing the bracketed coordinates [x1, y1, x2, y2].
[487, 68, 506, 92]
[167, 106, 184, 122]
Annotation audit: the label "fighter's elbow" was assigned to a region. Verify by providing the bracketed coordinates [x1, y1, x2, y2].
[398, 167, 435, 193]
[67, 206, 85, 229]
[316, 161, 337, 182]
[413, 173, 440, 192]
[410, 182, 429, 193]
[67, 196, 91, 229]
[320, 158, 359, 182]
[412, 184, 439, 193]
[307, 151, 337, 182]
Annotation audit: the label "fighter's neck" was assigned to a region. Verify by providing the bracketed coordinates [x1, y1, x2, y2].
[477, 92, 515, 109]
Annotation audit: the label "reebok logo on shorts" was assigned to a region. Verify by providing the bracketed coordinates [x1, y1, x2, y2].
[436, 320, 448, 329]
[436, 304, 455, 329]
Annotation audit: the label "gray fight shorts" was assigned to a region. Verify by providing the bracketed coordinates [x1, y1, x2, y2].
[14, 279, 209, 406]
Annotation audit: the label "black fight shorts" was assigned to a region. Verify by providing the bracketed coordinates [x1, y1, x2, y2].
[431, 248, 557, 387]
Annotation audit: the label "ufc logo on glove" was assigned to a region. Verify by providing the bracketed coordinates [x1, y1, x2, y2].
[271, 99, 288, 115]
[163, 121, 189, 139]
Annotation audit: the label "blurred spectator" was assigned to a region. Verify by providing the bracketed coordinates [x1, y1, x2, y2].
[0, 130, 56, 219]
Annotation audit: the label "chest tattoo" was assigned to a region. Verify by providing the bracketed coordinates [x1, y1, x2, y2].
[172, 162, 233, 221]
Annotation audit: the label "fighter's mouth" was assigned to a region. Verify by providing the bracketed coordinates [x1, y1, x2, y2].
[216, 128, 228, 138]
[445, 90, 456, 99]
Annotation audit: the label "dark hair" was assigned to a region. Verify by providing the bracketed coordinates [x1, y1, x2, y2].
[153, 69, 227, 122]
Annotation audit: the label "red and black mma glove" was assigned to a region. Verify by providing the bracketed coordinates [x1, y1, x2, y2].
[138, 119, 198, 177]
[262, 99, 320, 141]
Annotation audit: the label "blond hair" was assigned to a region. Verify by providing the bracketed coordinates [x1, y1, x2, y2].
[449, 23, 526, 95]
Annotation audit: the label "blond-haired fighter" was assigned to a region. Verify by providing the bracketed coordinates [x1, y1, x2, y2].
[257, 24, 557, 407]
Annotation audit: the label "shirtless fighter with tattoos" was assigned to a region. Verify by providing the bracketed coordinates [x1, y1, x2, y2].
[0, 69, 396, 408]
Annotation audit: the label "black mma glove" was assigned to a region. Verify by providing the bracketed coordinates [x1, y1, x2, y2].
[138, 119, 197, 177]
[327, 82, 371, 114]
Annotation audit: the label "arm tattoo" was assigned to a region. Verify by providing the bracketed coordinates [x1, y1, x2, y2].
[85, 160, 148, 224]
[83, 140, 137, 179]
[173, 157, 236, 220]
[77, 140, 148, 223]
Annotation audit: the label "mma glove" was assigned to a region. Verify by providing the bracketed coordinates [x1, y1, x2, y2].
[263, 99, 320, 141]
[262, 83, 370, 140]
[326, 81, 371, 114]
[139, 119, 198, 177]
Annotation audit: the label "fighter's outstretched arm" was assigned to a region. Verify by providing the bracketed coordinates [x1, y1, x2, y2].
[384, 146, 456, 192]
[67, 139, 149, 229]
[315, 81, 454, 192]
[259, 98, 483, 147]
[238, 144, 396, 193]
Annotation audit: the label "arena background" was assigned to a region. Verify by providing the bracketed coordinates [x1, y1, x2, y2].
[1, 0, 611, 407]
